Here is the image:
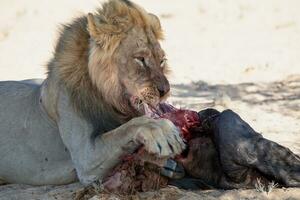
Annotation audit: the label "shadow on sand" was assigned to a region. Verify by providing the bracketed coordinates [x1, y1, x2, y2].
[171, 75, 300, 119]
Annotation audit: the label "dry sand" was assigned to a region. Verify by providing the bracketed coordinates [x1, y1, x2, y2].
[0, 0, 299, 199]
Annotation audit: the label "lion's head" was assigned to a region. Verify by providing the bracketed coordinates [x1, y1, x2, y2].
[87, 0, 171, 115]
[47, 0, 170, 124]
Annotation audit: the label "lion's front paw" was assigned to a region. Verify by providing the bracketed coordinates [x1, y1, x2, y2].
[129, 116, 185, 157]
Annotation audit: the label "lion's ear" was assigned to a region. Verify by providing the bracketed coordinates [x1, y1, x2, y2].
[87, 13, 129, 49]
[87, 13, 99, 39]
[87, 13, 97, 37]
[148, 13, 164, 40]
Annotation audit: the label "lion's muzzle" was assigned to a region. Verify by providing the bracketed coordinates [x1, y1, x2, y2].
[154, 75, 170, 98]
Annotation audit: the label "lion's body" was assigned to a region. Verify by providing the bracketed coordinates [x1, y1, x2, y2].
[0, 80, 77, 185]
[0, 78, 126, 185]
[0, 0, 184, 186]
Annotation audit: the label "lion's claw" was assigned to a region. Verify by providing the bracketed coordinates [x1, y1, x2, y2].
[130, 117, 185, 158]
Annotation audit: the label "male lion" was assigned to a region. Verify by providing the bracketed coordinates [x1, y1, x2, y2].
[0, 0, 185, 185]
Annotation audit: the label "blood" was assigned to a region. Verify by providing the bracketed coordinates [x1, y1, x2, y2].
[160, 109, 201, 141]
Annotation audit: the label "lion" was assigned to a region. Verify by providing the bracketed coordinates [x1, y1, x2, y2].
[0, 0, 185, 185]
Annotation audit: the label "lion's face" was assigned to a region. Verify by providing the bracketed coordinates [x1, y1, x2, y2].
[86, 0, 170, 117]
[114, 27, 170, 114]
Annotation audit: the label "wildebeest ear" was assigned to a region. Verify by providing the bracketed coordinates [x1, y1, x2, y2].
[148, 13, 164, 40]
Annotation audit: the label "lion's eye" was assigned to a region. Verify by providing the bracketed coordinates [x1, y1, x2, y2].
[134, 57, 145, 67]
[160, 58, 167, 67]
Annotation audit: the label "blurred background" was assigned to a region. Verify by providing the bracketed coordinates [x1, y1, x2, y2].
[1, 0, 300, 83]
[0, 0, 299, 153]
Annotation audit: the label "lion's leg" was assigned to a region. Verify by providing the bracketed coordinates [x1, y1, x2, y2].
[90, 117, 185, 181]
[57, 92, 185, 185]
[59, 115, 185, 185]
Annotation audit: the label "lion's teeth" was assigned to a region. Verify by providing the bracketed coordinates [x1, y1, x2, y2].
[143, 103, 151, 117]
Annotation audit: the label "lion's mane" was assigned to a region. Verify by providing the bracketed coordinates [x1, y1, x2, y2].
[45, 0, 163, 129]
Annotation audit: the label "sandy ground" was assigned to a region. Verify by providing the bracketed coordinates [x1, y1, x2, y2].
[0, 0, 299, 199]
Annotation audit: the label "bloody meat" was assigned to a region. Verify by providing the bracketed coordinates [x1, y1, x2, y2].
[103, 104, 203, 194]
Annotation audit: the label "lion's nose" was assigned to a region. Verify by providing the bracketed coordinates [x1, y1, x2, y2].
[157, 83, 170, 97]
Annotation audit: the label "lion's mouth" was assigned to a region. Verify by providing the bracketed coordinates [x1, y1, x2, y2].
[130, 96, 176, 118]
